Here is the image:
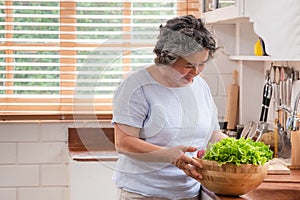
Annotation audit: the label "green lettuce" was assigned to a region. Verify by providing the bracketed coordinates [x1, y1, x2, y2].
[203, 137, 273, 166]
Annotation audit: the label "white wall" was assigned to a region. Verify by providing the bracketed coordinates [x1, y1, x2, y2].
[0, 121, 115, 200]
[0, 122, 70, 200]
[203, 50, 240, 122]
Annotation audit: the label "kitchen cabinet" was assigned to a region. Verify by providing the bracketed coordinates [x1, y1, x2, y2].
[70, 160, 117, 200]
[203, 0, 300, 125]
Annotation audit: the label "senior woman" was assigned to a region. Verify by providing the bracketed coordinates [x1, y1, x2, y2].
[111, 15, 227, 200]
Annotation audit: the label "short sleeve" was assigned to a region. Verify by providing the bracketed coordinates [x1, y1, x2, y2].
[112, 74, 149, 128]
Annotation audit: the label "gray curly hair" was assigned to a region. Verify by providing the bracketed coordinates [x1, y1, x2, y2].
[153, 15, 218, 66]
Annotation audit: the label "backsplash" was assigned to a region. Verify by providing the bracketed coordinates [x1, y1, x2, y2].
[0, 122, 70, 200]
[0, 121, 112, 200]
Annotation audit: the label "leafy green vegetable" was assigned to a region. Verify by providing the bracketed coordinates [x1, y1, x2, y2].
[203, 137, 273, 166]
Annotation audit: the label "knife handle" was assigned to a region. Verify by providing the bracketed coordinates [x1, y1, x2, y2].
[274, 118, 279, 158]
[260, 106, 265, 122]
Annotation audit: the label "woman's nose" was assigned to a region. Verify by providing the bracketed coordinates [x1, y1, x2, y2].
[192, 66, 203, 74]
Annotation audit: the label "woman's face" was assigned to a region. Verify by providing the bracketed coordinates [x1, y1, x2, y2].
[171, 50, 209, 83]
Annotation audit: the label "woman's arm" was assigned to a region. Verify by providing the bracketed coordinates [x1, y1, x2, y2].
[114, 123, 198, 162]
[114, 123, 161, 155]
[114, 123, 203, 180]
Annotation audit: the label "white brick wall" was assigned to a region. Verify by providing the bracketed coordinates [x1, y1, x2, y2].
[0, 165, 39, 187]
[203, 52, 235, 121]
[0, 121, 113, 200]
[19, 187, 69, 200]
[41, 165, 69, 186]
[18, 142, 67, 164]
[0, 122, 71, 200]
[0, 188, 17, 200]
[0, 123, 40, 142]
[0, 143, 17, 164]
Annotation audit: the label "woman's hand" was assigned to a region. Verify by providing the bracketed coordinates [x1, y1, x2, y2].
[172, 146, 203, 181]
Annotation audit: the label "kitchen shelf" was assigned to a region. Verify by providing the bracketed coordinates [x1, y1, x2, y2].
[229, 55, 272, 61]
[229, 55, 300, 62]
[203, 5, 246, 24]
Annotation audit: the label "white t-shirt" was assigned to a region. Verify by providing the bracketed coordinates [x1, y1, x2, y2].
[112, 68, 219, 199]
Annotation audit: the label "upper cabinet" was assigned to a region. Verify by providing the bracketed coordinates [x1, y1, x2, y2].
[203, 0, 300, 61]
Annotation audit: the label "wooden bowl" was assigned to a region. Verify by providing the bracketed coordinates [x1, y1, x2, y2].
[194, 158, 269, 196]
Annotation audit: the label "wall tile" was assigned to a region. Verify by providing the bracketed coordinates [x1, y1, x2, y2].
[0, 188, 17, 200]
[19, 187, 67, 200]
[214, 96, 226, 121]
[0, 143, 16, 164]
[204, 74, 219, 96]
[40, 123, 68, 142]
[218, 73, 232, 96]
[0, 123, 39, 142]
[212, 50, 239, 73]
[0, 165, 39, 187]
[18, 142, 67, 164]
[41, 165, 69, 186]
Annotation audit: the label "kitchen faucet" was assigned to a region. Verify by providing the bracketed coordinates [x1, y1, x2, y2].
[279, 91, 300, 131]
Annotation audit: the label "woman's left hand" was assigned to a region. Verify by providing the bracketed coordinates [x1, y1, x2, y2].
[172, 146, 203, 181]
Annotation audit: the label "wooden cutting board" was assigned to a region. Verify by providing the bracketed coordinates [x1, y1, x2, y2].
[267, 158, 291, 175]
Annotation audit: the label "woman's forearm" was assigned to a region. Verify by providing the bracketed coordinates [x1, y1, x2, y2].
[114, 123, 188, 163]
[114, 123, 161, 153]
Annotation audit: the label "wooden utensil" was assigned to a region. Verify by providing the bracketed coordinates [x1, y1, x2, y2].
[290, 130, 300, 169]
[225, 70, 239, 130]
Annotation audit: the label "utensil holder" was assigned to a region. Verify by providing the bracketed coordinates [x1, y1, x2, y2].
[289, 130, 300, 169]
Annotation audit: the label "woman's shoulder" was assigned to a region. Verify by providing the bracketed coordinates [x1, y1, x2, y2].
[116, 67, 153, 89]
[127, 67, 149, 79]
[193, 75, 209, 87]
[192, 75, 212, 96]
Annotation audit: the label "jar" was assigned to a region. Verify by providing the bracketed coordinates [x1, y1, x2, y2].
[258, 122, 273, 147]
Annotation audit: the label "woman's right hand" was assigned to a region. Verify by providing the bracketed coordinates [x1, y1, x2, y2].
[172, 146, 203, 181]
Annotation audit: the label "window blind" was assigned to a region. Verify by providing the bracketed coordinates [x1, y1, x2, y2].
[0, 0, 201, 120]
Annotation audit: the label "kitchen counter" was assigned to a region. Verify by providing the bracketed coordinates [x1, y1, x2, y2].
[71, 148, 300, 199]
[201, 170, 300, 200]
[69, 150, 118, 161]
[68, 128, 300, 199]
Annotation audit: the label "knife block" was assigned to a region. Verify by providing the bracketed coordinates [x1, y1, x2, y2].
[289, 130, 300, 169]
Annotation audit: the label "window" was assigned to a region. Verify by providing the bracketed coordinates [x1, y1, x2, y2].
[0, 0, 201, 120]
